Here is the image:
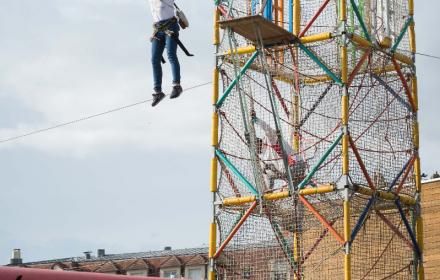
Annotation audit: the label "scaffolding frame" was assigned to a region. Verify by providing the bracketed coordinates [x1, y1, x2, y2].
[209, 0, 423, 279]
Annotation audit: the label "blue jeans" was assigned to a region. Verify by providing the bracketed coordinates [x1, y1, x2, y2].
[151, 20, 181, 92]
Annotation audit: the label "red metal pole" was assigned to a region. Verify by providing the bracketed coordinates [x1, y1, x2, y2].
[348, 135, 376, 191]
[347, 50, 370, 87]
[299, 0, 331, 37]
[0, 266, 168, 280]
[391, 58, 416, 112]
[394, 155, 416, 195]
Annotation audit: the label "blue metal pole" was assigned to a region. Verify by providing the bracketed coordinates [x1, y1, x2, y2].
[395, 199, 422, 258]
[386, 156, 414, 192]
[264, 0, 273, 20]
[350, 195, 376, 243]
[289, 0, 293, 32]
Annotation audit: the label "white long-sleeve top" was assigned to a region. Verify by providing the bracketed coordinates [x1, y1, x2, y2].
[148, 0, 175, 23]
[255, 118, 306, 183]
[255, 118, 294, 162]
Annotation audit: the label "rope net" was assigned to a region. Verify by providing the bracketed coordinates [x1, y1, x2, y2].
[213, 0, 419, 279]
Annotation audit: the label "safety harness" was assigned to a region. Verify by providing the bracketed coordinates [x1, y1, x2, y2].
[151, 17, 194, 64]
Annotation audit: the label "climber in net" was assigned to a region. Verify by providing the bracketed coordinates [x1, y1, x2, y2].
[252, 110, 306, 191]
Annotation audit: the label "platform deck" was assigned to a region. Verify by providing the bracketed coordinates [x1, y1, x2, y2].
[219, 15, 297, 46]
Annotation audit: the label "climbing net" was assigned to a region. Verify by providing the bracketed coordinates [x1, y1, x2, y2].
[211, 0, 421, 279]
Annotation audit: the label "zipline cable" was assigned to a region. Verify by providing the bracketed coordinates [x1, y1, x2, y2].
[416, 52, 440, 61]
[0, 81, 212, 144]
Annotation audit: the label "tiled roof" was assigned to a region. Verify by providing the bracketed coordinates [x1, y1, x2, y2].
[160, 256, 181, 268]
[23, 247, 208, 266]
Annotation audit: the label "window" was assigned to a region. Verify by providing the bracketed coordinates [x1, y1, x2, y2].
[187, 268, 202, 279]
[127, 270, 148, 276]
[161, 268, 180, 278]
[184, 265, 205, 280]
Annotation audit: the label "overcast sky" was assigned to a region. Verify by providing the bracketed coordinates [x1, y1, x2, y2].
[0, 0, 439, 264]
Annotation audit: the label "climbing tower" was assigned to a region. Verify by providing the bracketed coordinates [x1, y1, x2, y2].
[209, 0, 422, 279]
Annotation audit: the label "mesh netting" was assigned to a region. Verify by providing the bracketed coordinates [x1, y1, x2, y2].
[213, 0, 418, 279]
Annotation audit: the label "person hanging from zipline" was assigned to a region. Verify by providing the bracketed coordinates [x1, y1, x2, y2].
[147, 0, 192, 107]
[251, 110, 307, 190]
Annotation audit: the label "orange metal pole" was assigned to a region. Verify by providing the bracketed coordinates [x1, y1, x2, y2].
[213, 201, 258, 259]
[299, 196, 345, 244]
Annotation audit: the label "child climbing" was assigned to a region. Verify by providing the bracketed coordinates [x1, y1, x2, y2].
[147, 0, 191, 107]
[252, 110, 306, 189]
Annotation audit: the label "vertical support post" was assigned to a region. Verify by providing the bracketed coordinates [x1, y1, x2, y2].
[289, 0, 293, 32]
[293, 0, 301, 36]
[264, 0, 273, 20]
[293, 2, 301, 277]
[408, 1, 423, 278]
[340, 0, 351, 280]
[208, 7, 220, 280]
[411, 209, 418, 280]
[291, 0, 301, 152]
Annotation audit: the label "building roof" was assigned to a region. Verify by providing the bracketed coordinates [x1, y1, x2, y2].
[23, 247, 208, 266]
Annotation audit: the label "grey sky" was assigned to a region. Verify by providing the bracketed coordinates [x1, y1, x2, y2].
[0, 0, 439, 264]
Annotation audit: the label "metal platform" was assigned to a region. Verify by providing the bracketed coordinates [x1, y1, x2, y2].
[219, 15, 297, 46]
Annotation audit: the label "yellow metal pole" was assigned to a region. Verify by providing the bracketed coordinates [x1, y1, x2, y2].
[300, 32, 333, 44]
[208, 7, 220, 280]
[293, 0, 301, 36]
[222, 185, 336, 206]
[340, 0, 351, 279]
[293, 3, 301, 276]
[408, 2, 423, 277]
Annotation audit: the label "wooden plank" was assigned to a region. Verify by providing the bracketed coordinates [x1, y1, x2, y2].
[219, 15, 297, 46]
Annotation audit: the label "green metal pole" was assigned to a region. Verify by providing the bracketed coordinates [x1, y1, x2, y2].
[349, 0, 371, 41]
[215, 149, 259, 195]
[298, 43, 343, 85]
[298, 132, 344, 190]
[391, 17, 413, 53]
[216, 52, 259, 107]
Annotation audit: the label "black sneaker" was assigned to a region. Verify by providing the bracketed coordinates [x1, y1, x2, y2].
[152, 92, 166, 107]
[170, 85, 183, 99]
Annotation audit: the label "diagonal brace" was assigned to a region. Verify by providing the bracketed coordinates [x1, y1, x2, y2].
[216, 52, 259, 107]
[349, 0, 371, 41]
[391, 17, 413, 53]
[376, 210, 414, 250]
[299, 83, 333, 127]
[298, 132, 343, 190]
[395, 199, 422, 258]
[391, 58, 416, 112]
[213, 201, 258, 258]
[298, 43, 343, 85]
[348, 135, 376, 191]
[350, 195, 376, 244]
[371, 73, 412, 112]
[299, 196, 345, 244]
[216, 149, 259, 195]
